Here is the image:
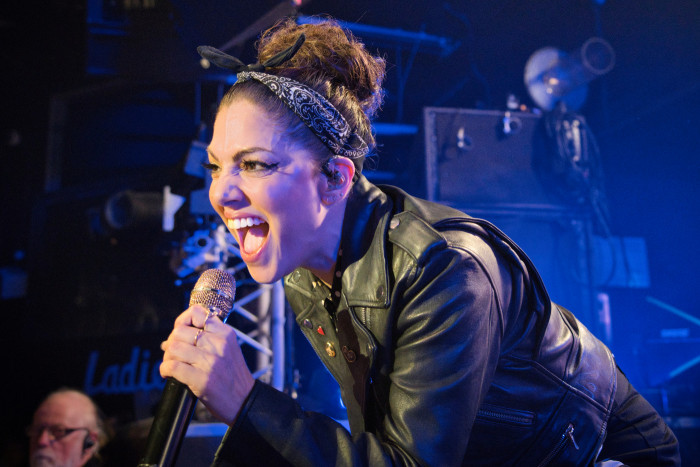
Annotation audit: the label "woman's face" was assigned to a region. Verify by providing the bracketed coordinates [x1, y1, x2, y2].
[207, 99, 331, 284]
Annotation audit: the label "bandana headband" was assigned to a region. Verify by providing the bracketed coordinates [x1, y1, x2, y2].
[197, 35, 370, 161]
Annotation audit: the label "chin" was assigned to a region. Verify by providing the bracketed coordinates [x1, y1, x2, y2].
[247, 266, 283, 285]
[30, 455, 56, 467]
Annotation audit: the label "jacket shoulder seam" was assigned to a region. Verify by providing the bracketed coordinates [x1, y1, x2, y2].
[387, 211, 447, 263]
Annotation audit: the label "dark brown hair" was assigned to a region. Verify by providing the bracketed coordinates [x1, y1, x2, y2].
[219, 17, 386, 168]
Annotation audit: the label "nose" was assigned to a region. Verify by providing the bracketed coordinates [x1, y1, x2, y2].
[35, 427, 53, 446]
[209, 172, 246, 207]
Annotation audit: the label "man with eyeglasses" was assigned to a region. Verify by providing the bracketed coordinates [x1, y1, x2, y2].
[27, 388, 107, 467]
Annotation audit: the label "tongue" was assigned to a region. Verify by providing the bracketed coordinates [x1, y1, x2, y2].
[242, 226, 266, 254]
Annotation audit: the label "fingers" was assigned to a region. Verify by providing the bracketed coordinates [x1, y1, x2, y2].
[159, 306, 255, 426]
[166, 306, 227, 349]
[160, 303, 249, 399]
[173, 304, 210, 328]
[162, 305, 236, 368]
[159, 356, 207, 390]
[161, 327, 198, 359]
[159, 328, 213, 382]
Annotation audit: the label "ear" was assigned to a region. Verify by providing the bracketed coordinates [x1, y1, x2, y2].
[320, 157, 355, 206]
[79, 433, 97, 465]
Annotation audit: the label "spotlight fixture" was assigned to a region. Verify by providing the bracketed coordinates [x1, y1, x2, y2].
[525, 37, 615, 111]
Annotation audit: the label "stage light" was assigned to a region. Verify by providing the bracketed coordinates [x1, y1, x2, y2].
[104, 186, 184, 232]
[524, 37, 615, 111]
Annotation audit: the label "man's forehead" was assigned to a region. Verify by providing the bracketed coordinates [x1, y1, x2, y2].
[34, 392, 95, 426]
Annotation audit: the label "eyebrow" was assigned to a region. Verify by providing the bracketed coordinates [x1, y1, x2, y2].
[206, 146, 274, 163]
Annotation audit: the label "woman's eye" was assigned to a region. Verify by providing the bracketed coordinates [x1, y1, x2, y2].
[239, 160, 279, 175]
[201, 162, 220, 174]
[201, 159, 279, 178]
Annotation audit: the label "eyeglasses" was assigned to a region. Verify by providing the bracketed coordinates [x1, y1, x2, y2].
[26, 424, 90, 442]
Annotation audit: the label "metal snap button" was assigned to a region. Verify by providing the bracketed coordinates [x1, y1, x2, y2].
[342, 345, 357, 363]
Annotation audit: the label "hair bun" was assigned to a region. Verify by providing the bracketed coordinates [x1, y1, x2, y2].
[256, 17, 386, 150]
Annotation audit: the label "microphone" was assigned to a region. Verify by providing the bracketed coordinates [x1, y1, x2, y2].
[139, 268, 236, 467]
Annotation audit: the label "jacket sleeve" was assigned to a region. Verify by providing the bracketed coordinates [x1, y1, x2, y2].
[211, 243, 510, 466]
[211, 379, 394, 466]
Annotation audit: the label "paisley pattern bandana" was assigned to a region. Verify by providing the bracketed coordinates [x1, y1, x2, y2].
[235, 71, 369, 159]
[197, 35, 370, 160]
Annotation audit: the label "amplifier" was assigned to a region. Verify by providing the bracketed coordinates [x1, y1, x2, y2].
[423, 107, 560, 207]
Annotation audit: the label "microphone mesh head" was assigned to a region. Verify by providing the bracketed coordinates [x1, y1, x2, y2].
[189, 269, 236, 319]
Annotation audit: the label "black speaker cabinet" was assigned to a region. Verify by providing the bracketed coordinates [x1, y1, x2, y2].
[423, 107, 562, 207]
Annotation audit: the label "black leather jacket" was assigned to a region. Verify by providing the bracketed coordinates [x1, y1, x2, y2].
[212, 176, 617, 466]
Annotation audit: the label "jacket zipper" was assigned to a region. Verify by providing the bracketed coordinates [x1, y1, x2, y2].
[476, 405, 535, 426]
[536, 423, 580, 467]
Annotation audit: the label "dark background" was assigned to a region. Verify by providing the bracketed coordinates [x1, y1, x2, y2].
[1, 0, 699, 464]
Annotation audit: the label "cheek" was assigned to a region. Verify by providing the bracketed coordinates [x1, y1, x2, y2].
[271, 185, 316, 225]
[274, 167, 320, 206]
[270, 183, 322, 242]
[208, 182, 219, 210]
[209, 177, 224, 202]
[209, 179, 233, 217]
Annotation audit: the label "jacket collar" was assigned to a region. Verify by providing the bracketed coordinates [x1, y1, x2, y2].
[335, 175, 394, 308]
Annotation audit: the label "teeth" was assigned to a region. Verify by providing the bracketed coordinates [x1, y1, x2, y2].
[227, 217, 266, 230]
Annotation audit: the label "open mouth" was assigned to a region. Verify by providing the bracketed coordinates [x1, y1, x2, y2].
[228, 217, 269, 256]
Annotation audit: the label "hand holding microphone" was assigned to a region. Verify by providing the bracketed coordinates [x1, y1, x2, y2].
[140, 269, 255, 466]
